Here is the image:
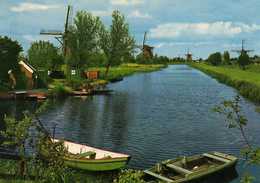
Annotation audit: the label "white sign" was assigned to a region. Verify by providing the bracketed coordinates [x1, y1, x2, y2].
[71, 70, 76, 75]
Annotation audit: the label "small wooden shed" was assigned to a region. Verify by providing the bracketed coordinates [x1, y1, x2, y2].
[85, 70, 100, 80]
[19, 60, 36, 89]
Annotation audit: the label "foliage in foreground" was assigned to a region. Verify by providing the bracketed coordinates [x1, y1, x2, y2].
[113, 169, 145, 183]
[0, 101, 145, 183]
[214, 96, 260, 183]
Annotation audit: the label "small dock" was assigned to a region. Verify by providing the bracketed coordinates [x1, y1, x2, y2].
[0, 91, 48, 100]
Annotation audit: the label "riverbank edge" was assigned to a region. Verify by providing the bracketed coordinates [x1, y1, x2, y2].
[89, 63, 167, 82]
[0, 64, 167, 100]
[189, 63, 260, 103]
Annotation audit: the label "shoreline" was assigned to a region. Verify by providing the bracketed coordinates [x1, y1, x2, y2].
[190, 63, 260, 103]
[0, 64, 167, 100]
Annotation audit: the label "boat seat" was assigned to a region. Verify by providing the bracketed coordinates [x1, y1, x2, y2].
[203, 153, 230, 163]
[77, 151, 96, 159]
[144, 170, 174, 183]
[166, 164, 193, 175]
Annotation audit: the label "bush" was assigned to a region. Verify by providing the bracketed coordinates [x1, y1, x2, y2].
[66, 77, 86, 90]
[113, 169, 145, 183]
[49, 83, 71, 97]
[207, 52, 222, 66]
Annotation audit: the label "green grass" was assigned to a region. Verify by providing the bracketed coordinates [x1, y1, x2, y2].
[190, 63, 260, 103]
[89, 63, 166, 82]
[0, 159, 115, 183]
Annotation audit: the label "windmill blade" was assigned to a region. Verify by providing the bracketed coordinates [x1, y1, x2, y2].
[245, 49, 254, 53]
[231, 50, 242, 53]
[64, 5, 72, 33]
[135, 45, 143, 50]
[40, 29, 63, 35]
[68, 5, 74, 28]
[143, 32, 147, 47]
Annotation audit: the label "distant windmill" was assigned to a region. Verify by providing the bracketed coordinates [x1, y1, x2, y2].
[232, 40, 254, 55]
[40, 5, 73, 58]
[136, 32, 154, 59]
[185, 49, 193, 61]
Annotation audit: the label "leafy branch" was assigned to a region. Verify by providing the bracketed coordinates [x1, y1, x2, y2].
[214, 95, 260, 182]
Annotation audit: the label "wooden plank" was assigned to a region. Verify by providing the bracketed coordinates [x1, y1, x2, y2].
[203, 153, 230, 163]
[14, 91, 27, 94]
[144, 170, 174, 182]
[166, 164, 193, 175]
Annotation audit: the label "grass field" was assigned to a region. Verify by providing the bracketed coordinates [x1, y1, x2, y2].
[191, 63, 260, 103]
[89, 63, 166, 82]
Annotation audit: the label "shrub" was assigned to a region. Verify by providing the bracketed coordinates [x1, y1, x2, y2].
[113, 169, 145, 183]
[207, 52, 222, 66]
[66, 77, 86, 90]
[49, 83, 71, 97]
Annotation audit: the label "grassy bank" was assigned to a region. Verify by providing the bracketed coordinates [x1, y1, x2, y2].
[89, 63, 167, 82]
[190, 63, 260, 103]
[0, 159, 145, 183]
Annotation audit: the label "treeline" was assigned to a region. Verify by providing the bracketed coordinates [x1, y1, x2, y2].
[0, 10, 173, 90]
[206, 50, 256, 70]
[27, 10, 171, 75]
[28, 10, 135, 76]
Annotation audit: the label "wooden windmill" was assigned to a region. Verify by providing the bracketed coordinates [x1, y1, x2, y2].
[40, 5, 73, 58]
[185, 49, 193, 61]
[232, 40, 254, 55]
[136, 32, 154, 59]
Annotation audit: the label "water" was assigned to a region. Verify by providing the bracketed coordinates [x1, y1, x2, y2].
[1, 65, 260, 182]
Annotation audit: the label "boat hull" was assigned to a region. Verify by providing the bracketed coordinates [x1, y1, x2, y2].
[144, 152, 238, 183]
[64, 156, 131, 171]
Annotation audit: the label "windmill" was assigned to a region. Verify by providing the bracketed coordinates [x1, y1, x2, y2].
[185, 49, 193, 61]
[136, 31, 154, 59]
[232, 40, 254, 55]
[40, 5, 73, 58]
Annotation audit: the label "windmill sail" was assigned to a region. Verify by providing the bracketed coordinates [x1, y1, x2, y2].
[40, 5, 73, 58]
[232, 40, 254, 54]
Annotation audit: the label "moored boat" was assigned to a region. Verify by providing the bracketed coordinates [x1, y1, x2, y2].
[144, 152, 238, 183]
[53, 139, 131, 171]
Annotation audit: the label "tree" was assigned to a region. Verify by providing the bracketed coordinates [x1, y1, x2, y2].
[238, 51, 250, 70]
[0, 36, 22, 82]
[28, 41, 63, 71]
[214, 96, 260, 183]
[67, 11, 103, 72]
[207, 52, 222, 66]
[223, 51, 231, 65]
[100, 10, 135, 77]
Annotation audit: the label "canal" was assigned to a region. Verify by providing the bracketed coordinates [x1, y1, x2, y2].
[0, 65, 260, 182]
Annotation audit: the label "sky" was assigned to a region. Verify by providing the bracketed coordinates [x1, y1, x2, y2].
[1, 0, 260, 59]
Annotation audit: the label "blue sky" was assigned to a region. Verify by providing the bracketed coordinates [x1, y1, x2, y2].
[1, 0, 260, 58]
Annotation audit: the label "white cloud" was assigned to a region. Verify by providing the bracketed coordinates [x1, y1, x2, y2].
[10, 3, 60, 12]
[128, 10, 152, 19]
[91, 10, 112, 17]
[155, 41, 214, 48]
[150, 22, 260, 39]
[110, 0, 144, 6]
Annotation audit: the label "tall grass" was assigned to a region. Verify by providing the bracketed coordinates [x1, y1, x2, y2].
[191, 63, 260, 103]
